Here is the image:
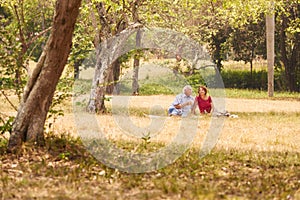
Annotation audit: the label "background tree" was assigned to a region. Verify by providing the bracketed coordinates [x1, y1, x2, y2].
[276, 0, 299, 92]
[87, 0, 145, 113]
[266, 0, 275, 97]
[7, 0, 82, 152]
[201, 0, 232, 72]
[231, 14, 266, 85]
[87, 0, 128, 113]
[131, 0, 143, 95]
[69, 0, 95, 79]
[0, 0, 54, 99]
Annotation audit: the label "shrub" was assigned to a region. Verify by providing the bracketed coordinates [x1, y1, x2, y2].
[186, 69, 283, 91]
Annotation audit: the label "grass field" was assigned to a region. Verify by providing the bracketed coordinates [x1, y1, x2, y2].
[1, 91, 300, 199]
[1, 59, 299, 199]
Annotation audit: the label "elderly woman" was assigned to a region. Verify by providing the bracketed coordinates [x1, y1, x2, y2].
[168, 85, 194, 117]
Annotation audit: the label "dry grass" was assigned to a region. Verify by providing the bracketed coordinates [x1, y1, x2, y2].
[47, 95, 300, 154]
[1, 95, 300, 199]
[2, 94, 299, 154]
[223, 60, 267, 71]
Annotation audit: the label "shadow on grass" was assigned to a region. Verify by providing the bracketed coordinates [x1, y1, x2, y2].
[1, 134, 299, 200]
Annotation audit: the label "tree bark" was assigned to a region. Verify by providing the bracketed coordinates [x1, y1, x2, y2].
[266, 1, 275, 97]
[8, 0, 82, 152]
[131, 0, 142, 95]
[106, 59, 121, 94]
[87, 28, 136, 113]
[132, 56, 140, 95]
[132, 29, 142, 95]
[74, 60, 81, 79]
[87, 1, 128, 113]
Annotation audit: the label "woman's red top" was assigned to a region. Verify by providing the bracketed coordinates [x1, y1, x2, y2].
[196, 95, 212, 113]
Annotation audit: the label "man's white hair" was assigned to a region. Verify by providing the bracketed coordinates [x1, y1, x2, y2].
[183, 85, 192, 93]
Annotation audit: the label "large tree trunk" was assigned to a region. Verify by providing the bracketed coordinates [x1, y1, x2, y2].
[8, 0, 82, 152]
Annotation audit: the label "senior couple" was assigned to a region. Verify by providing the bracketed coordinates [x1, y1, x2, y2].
[168, 85, 213, 117]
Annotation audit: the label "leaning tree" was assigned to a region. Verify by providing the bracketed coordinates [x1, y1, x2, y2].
[8, 0, 82, 152]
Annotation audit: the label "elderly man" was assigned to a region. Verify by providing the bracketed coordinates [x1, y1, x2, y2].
[168, 85, 194, 117]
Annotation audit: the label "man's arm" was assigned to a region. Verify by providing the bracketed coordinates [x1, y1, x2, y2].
[175, 100, 193, 109]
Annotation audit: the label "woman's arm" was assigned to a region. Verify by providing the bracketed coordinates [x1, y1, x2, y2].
[191, 99, 198, 114]
[209, 96, 214, 114]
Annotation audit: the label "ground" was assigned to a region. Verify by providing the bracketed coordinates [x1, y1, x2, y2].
[55, 95, 300, 152]
[1, 95, 300, 199]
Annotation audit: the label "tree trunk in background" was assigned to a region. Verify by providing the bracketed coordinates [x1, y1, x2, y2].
[132, 54, 140, 95]
[266, 1, 274, 97]
[87, 48, 109, 113]
[279, 6, 299, 92]
[8, 0, 82, 152]
[131, 0, 142, 95]
[106, 59, 121, 94]
[250, 60, 253, 88]
[74, 60, 81, 79]
[87, 28, 136, 113]
[132, 29, 142, 95]
[87, 1, 128, 112]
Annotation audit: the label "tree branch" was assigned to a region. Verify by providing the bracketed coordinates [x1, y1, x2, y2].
[13, 4, 28, 53]
[27, 27, 52, 47]
[1, 90, 18, 111]
[22, 49, 46, 103]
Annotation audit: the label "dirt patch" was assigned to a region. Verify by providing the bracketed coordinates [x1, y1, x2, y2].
[225, 98, 300, 113]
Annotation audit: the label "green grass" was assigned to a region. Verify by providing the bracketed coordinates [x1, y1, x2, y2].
[72, 78, 299, 100]
[1, 134, 299, 200]
[224, 88, 300, 100]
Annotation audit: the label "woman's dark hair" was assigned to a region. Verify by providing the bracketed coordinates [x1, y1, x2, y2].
[198, 85, 208, 95]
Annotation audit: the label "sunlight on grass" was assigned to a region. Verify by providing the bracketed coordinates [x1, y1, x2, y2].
[225, 88, 300, 99]
[223, 60, 267, 71]
[1, 85, 300, 199]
